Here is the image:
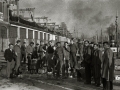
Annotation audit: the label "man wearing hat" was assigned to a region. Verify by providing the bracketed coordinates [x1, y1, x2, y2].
[102, 42, 114, 90]
[14, 40, 21, 75]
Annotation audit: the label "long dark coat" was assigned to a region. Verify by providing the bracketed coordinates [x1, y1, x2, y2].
[102, 48, 114, 81]
[92, 49, 102, 78]
[83, 46, 91, 64]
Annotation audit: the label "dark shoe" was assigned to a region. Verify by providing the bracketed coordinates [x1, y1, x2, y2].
[84, 82, 91, 85]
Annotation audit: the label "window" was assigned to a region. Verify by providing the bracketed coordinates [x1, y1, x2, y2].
[28, 30, 33, 39]
[40, 32, 43, 41]
[35, 31, 38, 39]
[9, 26, 17, 38]
[0, 26, 7, 38]
[20, 28, 26, 39]
[44, 33, 46, 40]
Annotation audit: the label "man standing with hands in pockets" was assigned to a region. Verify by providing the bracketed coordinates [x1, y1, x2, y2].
[4, 43, 16, 79]
[14, 40, 21, 75]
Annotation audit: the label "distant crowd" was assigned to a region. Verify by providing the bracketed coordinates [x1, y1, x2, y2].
[4, 39, 114, 90]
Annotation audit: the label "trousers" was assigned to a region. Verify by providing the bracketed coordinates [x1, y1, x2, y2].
[6, 60, 15, 78]
[15, 53, 21, 73]
[102, 78, 113, 90]
[85, 62, 91, 83]
[70, 52, 77, 69]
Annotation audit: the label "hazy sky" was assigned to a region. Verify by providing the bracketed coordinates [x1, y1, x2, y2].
[19, 0, 120, 37]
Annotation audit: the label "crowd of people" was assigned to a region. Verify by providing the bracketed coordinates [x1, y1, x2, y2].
[4, 39, 114, 90]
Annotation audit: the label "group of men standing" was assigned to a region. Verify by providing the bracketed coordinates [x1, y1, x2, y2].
[82, 40, 114, 90]
[4, 40, 21, 78]
[4, 40, 45, 78]
[4, 38, 114, 90]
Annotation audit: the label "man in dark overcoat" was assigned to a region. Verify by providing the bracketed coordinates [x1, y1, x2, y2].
[102, 42, 114, 90]
[83, 40, 92, 84]
[92, 44, 102, 87]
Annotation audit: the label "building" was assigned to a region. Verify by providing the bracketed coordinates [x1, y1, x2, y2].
[0, 1, 71, 51]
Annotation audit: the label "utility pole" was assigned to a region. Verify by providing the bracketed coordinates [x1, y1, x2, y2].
[115, 11, 118, 58]
[63, 28, 65, 36]
[101, 29, 103, 43]
[95, 31, 98, 43]
[77, 28, 78, 39]
[6, 0, 10, 22]
[74, 27, 76, 38]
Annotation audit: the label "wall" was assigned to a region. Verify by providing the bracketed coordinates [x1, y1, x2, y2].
[0, 23, 70, 51]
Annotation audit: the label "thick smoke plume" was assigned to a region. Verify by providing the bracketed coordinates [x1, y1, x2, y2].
[19, 0, 120, 38]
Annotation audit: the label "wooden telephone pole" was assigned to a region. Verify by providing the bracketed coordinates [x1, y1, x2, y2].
[116, 11, 118, 58]
[101, 29, 103, 43]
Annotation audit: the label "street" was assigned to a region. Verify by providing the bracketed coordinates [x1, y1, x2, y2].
[1, 0, 120, 90]
[0, 74, 119, 90]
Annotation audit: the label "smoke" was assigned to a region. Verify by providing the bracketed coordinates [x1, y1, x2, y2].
[88, 11, 112, 26]
[19, 0, 120, 38]
[66, 0, 114, 37]
[68, 1, 93, 21]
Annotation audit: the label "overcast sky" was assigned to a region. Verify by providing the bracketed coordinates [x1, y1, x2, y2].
[19, 0, 120, 37]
